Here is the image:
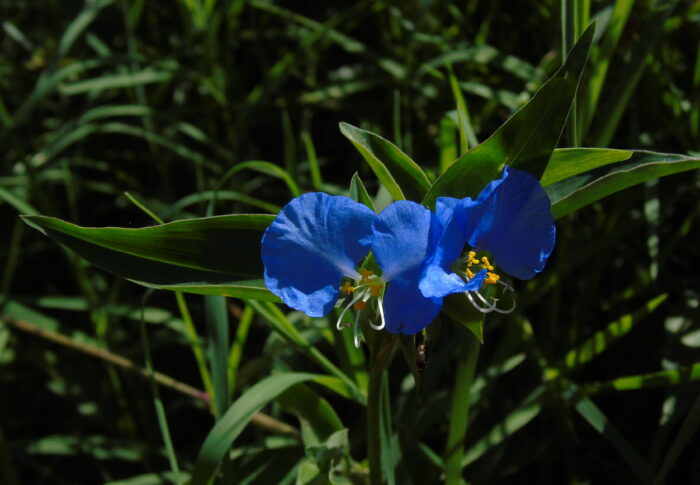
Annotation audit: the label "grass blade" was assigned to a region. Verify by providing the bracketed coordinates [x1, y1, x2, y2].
[139, 292, 184, 485]
[190, 372, 329, 485]
[574, 394, 654, 482]
[547, 150, 700, 219]
[340, 122, 431, 202]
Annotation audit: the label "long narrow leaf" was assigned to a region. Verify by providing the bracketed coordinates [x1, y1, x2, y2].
[547, 151, 700, 219]
[22, 214, 277, 301]
[340, 122, 431, 202]
[191, 372, 332, 485]
[423, 23, 594, 207]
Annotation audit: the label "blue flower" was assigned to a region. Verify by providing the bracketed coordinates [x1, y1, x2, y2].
[261, 192, 486, 339]
[261, 192, 376, 318]
[364, 200, 484, 334]
[261, 193, 446, 340]
[419, 166, 556, 312]
[261, 166, 555, 340]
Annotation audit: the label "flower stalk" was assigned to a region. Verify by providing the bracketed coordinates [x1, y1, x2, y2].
[444, 326, 481, 485]
[367, 331, 398, 484]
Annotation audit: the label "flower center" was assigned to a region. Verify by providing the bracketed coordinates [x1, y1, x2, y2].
[336, 269, 387, 347]
[461, 250, 515, 314]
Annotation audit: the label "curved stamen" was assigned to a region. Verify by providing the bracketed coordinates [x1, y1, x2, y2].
[493, 298, 516, 314]
[369, 297, 386, 330]
[493, 283, 516, 313]
[353, 308, 362, 348]
[497, 279, 514, 292]
[336, 289, 367, 330]
[466, 291, 496, 313]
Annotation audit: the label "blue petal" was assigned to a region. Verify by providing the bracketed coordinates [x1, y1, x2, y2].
[464, 166, 556, 280]
[261, 193, 376, 317]
[419, 197, 488, 298]
[368, 200, 441, 281]
[382, 271, 442, 335]
[420, 264, 487, 298]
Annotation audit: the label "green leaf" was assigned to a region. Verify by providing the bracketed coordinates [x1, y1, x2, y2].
[278, 384, 343, 447]
[561, 293, 667, 370]
[590, 4, 672, 147]
[462, 387, 544, 467]
[447, 66, 477, 153]
[248, 301, 365, 403]
[190, 372, 329, 485]
[58, 70, 174, 96]
[541, 148, 632, 186]
[215, 160, 301, 198]
[348, 172, 375, 211]
[22, 214, 278, 301]
[654, 393, 700, 485]
[304, 429, 349, 474]
[423, 23, 594, 207]
[547, 151, 700, 219]
[441, 294, 485, 343]
[58, 0, 114, 57]
[339, 122, 431, 202]
[103, 472, 189, 485]
[205, 295, 230, 418]
[573, 395, 654, 482]
[583, 362, 700, 394]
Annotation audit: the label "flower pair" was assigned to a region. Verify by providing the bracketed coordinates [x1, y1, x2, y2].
[261, 166, 555, 341]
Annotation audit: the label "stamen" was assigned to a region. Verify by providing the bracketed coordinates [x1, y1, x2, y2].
[341, 281, 356, 294]
[336, 289, 366, 330]
[492, 281, 516, 314]
[359, 269, 375, 285]
[484, 272, 500, 285]
[336, 269, 388, 340]
[369, 297, 386, 330]
[493, 299, 516, 314]
[466, 291, 496, 313]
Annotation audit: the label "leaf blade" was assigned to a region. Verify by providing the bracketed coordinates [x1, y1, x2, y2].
[423, 23, 595, 207]
[22, 214, 278, 301]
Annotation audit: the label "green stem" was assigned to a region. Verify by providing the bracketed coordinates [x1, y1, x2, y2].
[562, 0, 578, 147]
[139, 298, 183, 484]
[444, 329, 480, 485]
[368, 367, 384, 485]
[123, 191, 214, 403]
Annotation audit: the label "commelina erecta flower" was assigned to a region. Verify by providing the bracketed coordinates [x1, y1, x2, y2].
[261, 166, 556, 342]
[419, 166, 556, 313]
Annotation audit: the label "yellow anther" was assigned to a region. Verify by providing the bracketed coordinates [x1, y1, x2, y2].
[468, 251, 476, 258]
[370, 284, 382, 297]
[341, 281, 355, 294]
[466, 268, 475, 279]
[471, 259, 480, 265]
[359, 268, 374, 284]
[484, 272, 500, 285]
[354, 301, 366, 310]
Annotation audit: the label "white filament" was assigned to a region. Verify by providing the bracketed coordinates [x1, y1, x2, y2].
[466, 291, 496, 313]
[353, 308, 362, 348]
[369, 297, 386, 330]
[465, 281, 516, 314]
[336, 289, 366, 330]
